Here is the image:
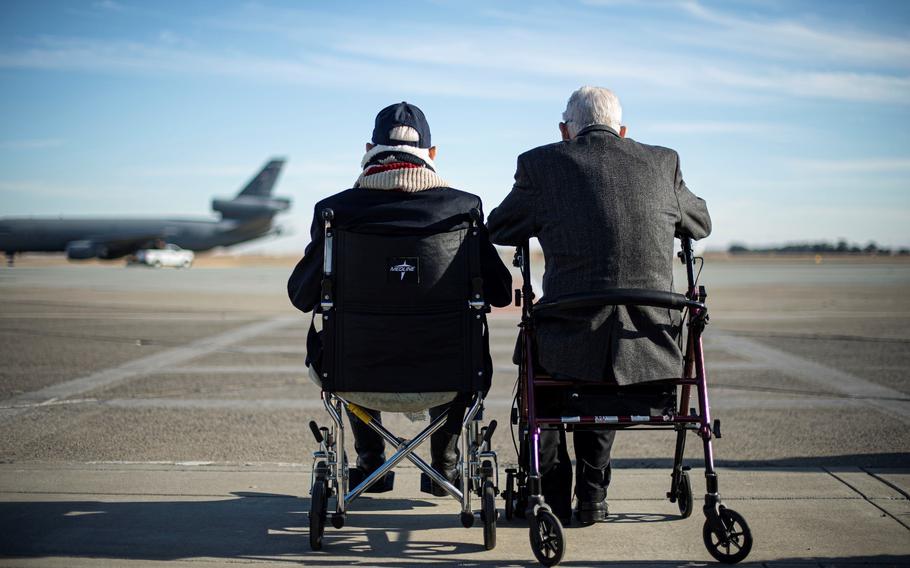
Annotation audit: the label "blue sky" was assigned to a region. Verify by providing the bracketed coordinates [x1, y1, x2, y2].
[1, 0, 908, 252]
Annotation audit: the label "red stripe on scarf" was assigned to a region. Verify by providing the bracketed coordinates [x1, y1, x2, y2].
[364, 162, 421, 176]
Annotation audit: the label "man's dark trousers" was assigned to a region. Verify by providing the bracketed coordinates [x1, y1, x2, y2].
[536, 427, 615, 520]
[347, 405, 458, 475]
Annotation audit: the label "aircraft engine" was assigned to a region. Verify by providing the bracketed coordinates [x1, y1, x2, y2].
[65, 240, 108, 260]
[212, 196, 291, 220]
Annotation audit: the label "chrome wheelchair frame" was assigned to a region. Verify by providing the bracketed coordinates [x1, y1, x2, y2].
[306, 207, 501, 551]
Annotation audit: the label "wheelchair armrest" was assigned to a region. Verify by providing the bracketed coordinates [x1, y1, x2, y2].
[532, 288, 703, 315]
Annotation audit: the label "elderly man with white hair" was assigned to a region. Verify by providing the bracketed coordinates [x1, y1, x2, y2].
[488, 86, 712, 525]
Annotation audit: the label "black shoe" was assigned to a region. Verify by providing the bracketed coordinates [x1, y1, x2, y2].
[575, 498, 609, 525]
[420, 470, 461, 497]
[348, 467, 395, 493]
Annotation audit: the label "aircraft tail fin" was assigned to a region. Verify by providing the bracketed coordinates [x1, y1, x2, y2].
[213, 158, 290, 220]
[237, 159, 285, 198]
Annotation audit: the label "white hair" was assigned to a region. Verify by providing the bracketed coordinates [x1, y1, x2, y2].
[562, 86, 622, 137]
[388, 125, 420, 144]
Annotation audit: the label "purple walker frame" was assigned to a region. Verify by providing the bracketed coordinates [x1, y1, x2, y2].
[506, 236, 753, 566]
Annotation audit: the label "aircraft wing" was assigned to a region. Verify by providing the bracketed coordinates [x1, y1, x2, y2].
[66, 231, 164, 260]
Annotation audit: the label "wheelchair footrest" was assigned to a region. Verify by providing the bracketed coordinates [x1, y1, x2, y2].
[349, 468, 395, 493]
[420, 471, 462, 497]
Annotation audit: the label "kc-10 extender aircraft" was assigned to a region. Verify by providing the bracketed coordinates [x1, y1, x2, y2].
[0, 158, 291, 266]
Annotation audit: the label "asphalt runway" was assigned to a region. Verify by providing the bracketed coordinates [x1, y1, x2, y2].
[2, 259, 908, 466]
[1, 257, 909, 565]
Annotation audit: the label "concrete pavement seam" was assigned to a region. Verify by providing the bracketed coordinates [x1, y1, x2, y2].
[861, 468, 910, 501]
[823, 467, 910, 532]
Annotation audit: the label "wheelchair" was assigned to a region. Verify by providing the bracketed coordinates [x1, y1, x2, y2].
[504, 237, 753, 566]
[306, 207, 500, 552]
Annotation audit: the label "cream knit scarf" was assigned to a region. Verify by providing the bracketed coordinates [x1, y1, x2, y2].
[354, 144, 449, 192]
[341, 144, 456, 416]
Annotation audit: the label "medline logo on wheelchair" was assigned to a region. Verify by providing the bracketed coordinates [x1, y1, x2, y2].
[388, 257, 419, 283]
[390, 261, 415, 279]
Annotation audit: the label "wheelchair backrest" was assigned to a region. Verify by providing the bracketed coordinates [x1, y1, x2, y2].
[335, 229, 471, 309]
[319, 218, 488, 394]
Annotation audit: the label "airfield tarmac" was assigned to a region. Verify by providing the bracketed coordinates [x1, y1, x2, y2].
[1, 255, 908, 566]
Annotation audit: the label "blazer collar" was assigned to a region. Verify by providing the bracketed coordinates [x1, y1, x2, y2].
[576, 124, 620, 138]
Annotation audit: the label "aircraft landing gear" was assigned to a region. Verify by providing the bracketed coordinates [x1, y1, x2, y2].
[5, 252, 14, 267]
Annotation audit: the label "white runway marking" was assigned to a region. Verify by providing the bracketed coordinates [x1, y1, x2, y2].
[155, 365, 308, 374]
[710, 332, 910, 424]
[0, 316, 299, 423]
[227, 345, 302, 354]
[0, 313, 265, 321]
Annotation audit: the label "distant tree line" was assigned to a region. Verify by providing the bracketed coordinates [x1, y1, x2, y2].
[728, 240, 910, 256]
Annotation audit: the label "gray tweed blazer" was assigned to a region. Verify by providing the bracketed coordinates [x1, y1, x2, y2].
[488, 125, 711, 385]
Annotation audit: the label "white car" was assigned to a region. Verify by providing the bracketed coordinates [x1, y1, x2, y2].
[130, 244, 195, 268]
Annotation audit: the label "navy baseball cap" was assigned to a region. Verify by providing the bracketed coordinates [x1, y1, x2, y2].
[371, 102, 431, 148]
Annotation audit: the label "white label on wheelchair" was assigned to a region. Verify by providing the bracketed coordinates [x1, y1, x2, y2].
[631, 415, 650, 422]
[561, 416, 581, 423]
[387, 257, 420, 283]
[594, 416, 619, 423]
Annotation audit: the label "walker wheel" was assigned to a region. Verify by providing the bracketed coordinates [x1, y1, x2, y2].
[703, 507, 752, 564]
[308, 479, 328, 550]
[460, 511, 475, 528]
[482, 480, 497, 550]
[530, 508, 565, 566]
[677, 470, 693, 519]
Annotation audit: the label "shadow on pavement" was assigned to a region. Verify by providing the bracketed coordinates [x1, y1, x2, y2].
[2, 491, 908, 565]
[0, 491, 483, 562]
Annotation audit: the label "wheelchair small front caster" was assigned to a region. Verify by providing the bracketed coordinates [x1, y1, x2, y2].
[331, 512, 345, 529]
[530, 508, 565, 566]
[481, 480, 497, 550]
[460, 511, 475, 528]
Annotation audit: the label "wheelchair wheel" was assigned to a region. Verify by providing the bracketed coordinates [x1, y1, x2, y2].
[482, 480, 497, 550]
[309, 478, 328, 551]
[702, 507, 752, 564]
[677, 470, 693, 519]
[504, 470, 515, 521]
[530, 508, 565, 566]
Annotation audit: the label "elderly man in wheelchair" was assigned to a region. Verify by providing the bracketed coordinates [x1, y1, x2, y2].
[288, 102, 512, 551]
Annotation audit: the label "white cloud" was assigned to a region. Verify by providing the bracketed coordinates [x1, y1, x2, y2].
[678, 1, 910, 68]
[0, 37, 565, 101]
[2, 1, 909, 106]
[700, 66, 910, 104]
